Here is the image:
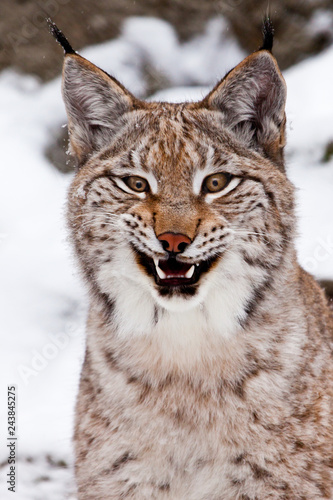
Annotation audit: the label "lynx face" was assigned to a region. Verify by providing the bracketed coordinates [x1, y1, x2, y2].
[65, 48, 294, 320]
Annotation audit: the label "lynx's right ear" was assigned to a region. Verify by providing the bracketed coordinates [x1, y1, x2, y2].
[62, 55, 137, 162]
[48, 20, 137, 163]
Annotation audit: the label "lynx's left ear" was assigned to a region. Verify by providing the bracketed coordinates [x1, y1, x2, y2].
[203, 49, 287, 168]
[48, 20, 137, 164]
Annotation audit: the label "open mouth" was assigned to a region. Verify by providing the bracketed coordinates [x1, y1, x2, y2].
[136, 250, 218, 287]
[153, 258, 198, 286]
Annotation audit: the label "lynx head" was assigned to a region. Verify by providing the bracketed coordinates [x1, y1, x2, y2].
[51, 21, 295, 329]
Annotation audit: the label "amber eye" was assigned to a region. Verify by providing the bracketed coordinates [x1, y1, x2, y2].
[202, 173, 231, 193]
[123, 176, 149, 193]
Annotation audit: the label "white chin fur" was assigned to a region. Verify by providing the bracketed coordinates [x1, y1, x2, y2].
[151, 286, 208, 312]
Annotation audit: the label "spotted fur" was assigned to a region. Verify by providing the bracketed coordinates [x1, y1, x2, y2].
[58, 37, 333, 499]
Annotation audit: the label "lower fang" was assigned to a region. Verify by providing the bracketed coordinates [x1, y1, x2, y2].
[185, 265, 195, 279]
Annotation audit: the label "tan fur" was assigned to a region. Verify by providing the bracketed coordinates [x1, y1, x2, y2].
[60, 47, 333, 499]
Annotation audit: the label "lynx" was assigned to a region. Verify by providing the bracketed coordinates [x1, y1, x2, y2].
[50, 20, 333, 499]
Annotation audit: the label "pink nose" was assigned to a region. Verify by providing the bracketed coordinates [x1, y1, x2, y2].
[158, 232, 191, 253]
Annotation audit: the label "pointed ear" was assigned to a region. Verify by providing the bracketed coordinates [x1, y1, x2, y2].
[202, 50, 287, 168]
[62, 54, 137, 163]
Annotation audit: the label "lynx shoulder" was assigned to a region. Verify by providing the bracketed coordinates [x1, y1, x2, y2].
[50, 20, 333, 499]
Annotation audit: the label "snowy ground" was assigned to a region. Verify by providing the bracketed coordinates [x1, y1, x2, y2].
[0, 16, 332, 499]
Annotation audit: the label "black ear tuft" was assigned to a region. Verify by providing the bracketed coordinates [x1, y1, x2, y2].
[47, 18, 75, 55]
[260, 18, 274, 52]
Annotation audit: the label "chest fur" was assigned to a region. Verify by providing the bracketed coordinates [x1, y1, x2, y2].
[75, 335, 332, 499]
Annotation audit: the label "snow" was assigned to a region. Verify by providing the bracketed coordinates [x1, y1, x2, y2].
[285, 46, 333, 277]
[307, 8, 333, 38]
[82, 17, 246, 96]
[0, 71, 85, 500]
[0, 15, 332, 499]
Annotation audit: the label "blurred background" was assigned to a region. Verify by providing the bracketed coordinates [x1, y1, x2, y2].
[2, 0, 333, 78]
[0, 1, 333, 499]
